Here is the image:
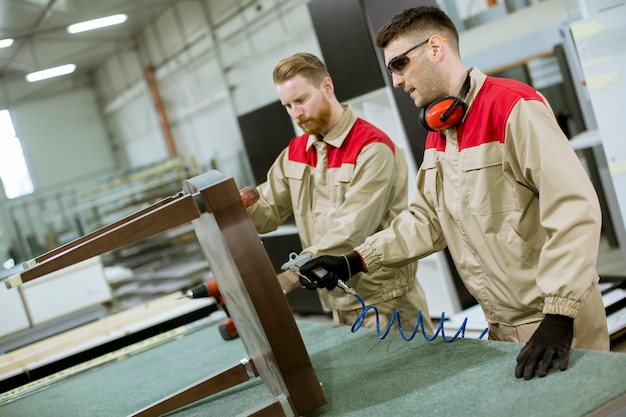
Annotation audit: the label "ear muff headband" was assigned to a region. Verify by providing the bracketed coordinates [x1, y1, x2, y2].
[419, 73, 471, 132]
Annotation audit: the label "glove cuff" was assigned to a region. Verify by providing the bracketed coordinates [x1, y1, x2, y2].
[345, 251, 364, 277]
[543, 314, 574, 328]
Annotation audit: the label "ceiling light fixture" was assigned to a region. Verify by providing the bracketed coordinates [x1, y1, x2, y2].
[26, 64, 76, 82]
[0, 38, 14, 48]
[67, 14, 128, 34]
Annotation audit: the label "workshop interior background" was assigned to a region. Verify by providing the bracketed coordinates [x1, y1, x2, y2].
[0, 0, 625, 353]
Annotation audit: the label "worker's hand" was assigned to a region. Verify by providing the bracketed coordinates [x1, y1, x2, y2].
[515, 314, 574, 380]
[299, 252, 363, 291]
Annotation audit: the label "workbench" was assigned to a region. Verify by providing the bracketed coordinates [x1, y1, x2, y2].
[1, 316, 625, 417]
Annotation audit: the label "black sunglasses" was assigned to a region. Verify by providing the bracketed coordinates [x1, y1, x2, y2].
[386, 36, 447, 75]
[386, 38, 429, 75]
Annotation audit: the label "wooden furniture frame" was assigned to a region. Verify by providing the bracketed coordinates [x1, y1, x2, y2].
[4, 171, 327, 417]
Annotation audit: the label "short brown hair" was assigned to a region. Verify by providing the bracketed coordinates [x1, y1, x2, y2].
[272, 53, 330, 86]
[376, 6, 459, 52]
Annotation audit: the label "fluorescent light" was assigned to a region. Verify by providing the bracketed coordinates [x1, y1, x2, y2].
[0, 38, 14, 48]
[26, 64, 76, 82]
[67, 14, 127, 34]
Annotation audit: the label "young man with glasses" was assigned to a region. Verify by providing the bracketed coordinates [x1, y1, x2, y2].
[299, 6, 609, 379]
[246, 52, 433, 333]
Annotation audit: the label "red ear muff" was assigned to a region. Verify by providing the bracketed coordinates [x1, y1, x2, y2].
[419, 97, 467, 131]
[419, 73, 471, 132]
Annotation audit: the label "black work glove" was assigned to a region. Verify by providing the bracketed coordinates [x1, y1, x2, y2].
[299, 251, 363, 291]
[515, 314, 574, 380]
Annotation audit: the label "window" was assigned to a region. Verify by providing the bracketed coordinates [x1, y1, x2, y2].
[0, 109, 34, 199]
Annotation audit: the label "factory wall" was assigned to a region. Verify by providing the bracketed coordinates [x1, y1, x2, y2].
[11, 88, 116, 190]
[0, 76, 117, 262]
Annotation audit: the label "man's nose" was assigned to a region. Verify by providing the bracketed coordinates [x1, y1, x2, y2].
[391, 73, 404, 89]
[290, 106, 304, 119]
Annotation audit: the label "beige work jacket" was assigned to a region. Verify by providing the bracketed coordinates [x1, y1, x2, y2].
[248, 106, 418, 311]
[357, 68, 604, 327]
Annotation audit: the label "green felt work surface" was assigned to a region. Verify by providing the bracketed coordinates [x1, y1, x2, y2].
[1, 318, 625, 417]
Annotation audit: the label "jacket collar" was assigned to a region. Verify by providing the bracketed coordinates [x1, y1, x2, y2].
[465, 67, 486, 109]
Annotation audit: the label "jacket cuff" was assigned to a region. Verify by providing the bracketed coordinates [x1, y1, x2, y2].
[354, 243, 383, 274]
[543, 295, 580, 318]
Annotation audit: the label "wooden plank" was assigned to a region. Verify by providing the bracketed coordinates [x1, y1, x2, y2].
[248, 399, 289, 417]
[131, 361, 258, 417]
[197, 178, 326, 415]
[16, 195, 200, 285]
[31, 194, 182, 265]
[0, 293, 213, 378]
[127, 176, 326, 416]
[1, 323, 199, 405]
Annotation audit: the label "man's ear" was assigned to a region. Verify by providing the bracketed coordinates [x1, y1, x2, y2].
[431, 35, 447, 61]
[320, 77, 334, 97]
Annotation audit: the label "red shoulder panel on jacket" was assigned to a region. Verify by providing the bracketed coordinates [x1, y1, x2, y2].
[287, 119, 396, 168]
